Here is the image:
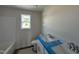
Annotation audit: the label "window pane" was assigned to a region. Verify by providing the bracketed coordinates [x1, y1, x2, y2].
[21, 14, 31, 29]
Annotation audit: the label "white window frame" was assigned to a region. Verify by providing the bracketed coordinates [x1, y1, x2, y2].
[21, 14, 31, 29]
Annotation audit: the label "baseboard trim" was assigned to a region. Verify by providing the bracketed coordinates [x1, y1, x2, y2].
[13, 45, 33, 54]
[16, 45, 33, 50]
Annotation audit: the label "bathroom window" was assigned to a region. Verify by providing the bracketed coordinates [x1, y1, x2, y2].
[21, 14, 31, 29]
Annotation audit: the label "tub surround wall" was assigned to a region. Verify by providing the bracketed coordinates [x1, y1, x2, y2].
[42, 6, 79, 45]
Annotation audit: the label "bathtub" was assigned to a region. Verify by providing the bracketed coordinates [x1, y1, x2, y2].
[0, 41, 15, 54]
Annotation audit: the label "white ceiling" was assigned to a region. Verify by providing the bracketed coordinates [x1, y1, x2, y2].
[6, 5, 46, 11]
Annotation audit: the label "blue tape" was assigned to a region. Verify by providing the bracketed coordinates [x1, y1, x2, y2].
[35, 35, 56, 54]
[47, 40, 63, 47]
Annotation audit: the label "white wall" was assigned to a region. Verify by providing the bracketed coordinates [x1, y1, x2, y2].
[0, 6, 42, 49]
[0, 16, 16, 44]
[42, 6, 79, 45]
